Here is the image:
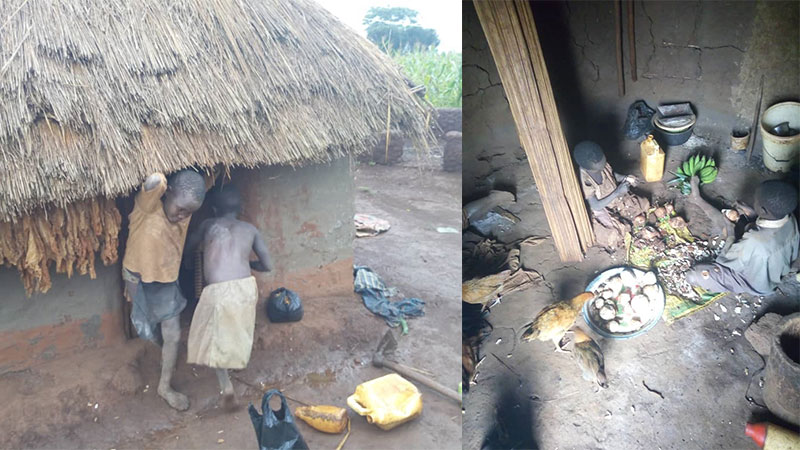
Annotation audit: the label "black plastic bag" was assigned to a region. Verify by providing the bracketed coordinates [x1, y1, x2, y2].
[249, 390, 309, 450]
[623, 100, 656, 140]
[266, 288, 304, 323]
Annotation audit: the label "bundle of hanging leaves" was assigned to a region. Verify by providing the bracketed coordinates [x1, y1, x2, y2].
[669, 154, 718, 194]
[0, 198, 121, 296]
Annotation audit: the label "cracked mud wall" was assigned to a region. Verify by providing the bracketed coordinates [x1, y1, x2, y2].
[464, 0, 799, 200]
[227, 159, 356, 299]
[183, 159, 355, 299]
[464, 1, 528, 201]
[233, 158, 354, 274]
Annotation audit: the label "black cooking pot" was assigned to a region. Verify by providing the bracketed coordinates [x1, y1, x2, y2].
[654, 123, 694, 146]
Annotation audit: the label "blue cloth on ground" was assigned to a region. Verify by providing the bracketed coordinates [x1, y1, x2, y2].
[353, 266, 425, 327]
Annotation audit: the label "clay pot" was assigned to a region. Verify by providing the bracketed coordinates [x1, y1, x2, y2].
[764, 313, 800, 427]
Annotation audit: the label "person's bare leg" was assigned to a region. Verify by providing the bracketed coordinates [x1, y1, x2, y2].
[216, 368, 238, 411]
[158, 315, 189, 411]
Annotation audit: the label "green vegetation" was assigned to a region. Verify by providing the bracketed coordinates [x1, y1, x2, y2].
[361, 7, 460, 108]
[390, 49, 462, 108]
[364, 7, 440, 52]
[669, 154, 718, 195]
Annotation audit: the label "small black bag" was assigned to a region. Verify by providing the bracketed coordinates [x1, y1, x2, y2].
[266, 288, 304, 323]
[623, 100, 656, 140]
[249, 389, 309, 450]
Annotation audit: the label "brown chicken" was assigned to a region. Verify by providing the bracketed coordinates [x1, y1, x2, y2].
[462, 272, 507, 305]
[521, 292, 594, 351]
[569, 327, 608, 388]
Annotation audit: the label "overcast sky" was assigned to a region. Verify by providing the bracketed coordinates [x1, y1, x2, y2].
[313, 0, 462, 52]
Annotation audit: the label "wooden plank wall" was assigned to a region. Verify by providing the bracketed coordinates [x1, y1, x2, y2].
[474, 0, 594, 262]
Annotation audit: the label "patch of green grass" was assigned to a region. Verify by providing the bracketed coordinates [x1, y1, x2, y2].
[390, 49, 462, 108]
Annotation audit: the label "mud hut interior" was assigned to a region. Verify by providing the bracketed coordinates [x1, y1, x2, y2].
[462, 1, 799, 449]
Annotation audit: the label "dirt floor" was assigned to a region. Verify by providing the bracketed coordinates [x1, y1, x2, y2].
[462, 132, 800, 449]
[1, 151, 462, 449]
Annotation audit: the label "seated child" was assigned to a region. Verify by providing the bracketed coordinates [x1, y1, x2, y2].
[687, 178, 799, 295]
[123, 169, 207, 411]
[185, 186, 272, 409]
[573, 141, 650, 249]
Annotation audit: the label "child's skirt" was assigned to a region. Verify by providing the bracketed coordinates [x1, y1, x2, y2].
[187, 276, 258, 369]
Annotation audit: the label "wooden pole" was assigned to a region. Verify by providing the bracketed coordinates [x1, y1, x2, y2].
[615, 0, 625, 95]
[627, 0, 637, 82]
[746, 75, 764, 162]
[474, 0, 594, 262]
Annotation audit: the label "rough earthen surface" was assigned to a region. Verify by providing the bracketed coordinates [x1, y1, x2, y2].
[443, 131, 463, 172]
[110, 363, 145, 396]
[745, 313, 783, 357]
[436, 108, 464, 138]
[362, 132, 406, 165]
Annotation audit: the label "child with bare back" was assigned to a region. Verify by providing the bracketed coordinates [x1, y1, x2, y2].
[184, 186, 272, 409]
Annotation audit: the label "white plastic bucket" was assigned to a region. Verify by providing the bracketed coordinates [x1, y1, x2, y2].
[760, 101, 800, 172]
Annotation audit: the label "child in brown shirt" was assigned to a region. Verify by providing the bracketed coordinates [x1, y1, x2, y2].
[123, 169, 207, 411]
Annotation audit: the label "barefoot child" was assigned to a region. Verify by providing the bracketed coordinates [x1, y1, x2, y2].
[123, 170, 208, 411]
[573, 141, 650, 250]
[185, 186, 272, 409]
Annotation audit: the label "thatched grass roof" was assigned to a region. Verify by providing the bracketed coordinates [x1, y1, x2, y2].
[0, 0, 432, 221]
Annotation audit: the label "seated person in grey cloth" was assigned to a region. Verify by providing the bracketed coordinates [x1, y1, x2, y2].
[184, 186, 272, 410]
[573, 141, 650, 250]
[687, 177, 799, 295]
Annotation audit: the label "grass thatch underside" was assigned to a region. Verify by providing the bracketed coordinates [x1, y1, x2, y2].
[0, 0, 433, 222]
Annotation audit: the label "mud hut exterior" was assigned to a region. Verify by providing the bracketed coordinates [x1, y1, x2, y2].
[0, 0, 431, 372]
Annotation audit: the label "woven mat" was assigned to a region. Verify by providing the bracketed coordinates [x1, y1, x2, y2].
[624, 217, 727, 325]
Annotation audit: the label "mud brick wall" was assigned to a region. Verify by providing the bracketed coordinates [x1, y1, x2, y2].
[0, 261, 126, 374]
[233, 157, 355, 300]
[464, 0, 800, 200]
[0, 157, 355, 373]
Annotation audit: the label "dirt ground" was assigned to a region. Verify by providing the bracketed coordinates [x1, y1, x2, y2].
[462, 132, 800, 449]
[1, 152, 462, 450]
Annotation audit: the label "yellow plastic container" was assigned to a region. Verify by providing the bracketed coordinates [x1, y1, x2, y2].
[640, 134, 665, 182]
[294, 405, 349, 434]
[346, 373, 423, 430]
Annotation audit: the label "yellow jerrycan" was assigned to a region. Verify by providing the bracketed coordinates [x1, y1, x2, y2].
[640, 134, 665, 182]
[346, 373, 423, 430]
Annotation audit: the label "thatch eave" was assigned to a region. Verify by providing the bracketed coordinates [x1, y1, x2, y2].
[0, 0, 434, 222]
